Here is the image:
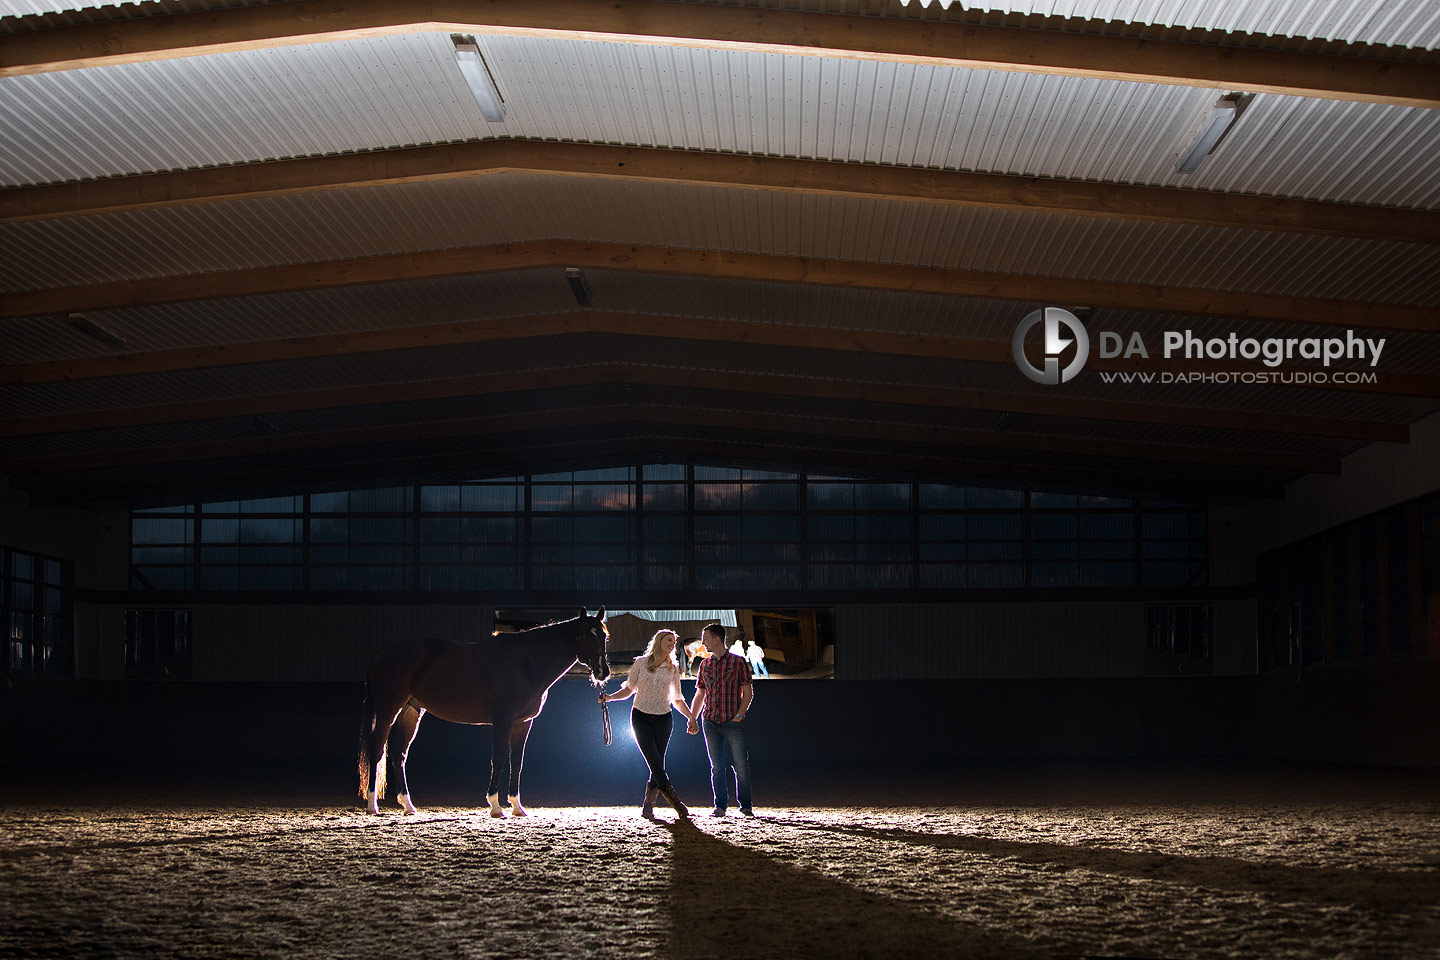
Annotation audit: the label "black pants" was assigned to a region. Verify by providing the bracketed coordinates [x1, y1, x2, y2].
[630, 708, 674, 791]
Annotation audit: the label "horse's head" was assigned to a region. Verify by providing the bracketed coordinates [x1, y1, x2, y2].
[576, 606, 611, 683]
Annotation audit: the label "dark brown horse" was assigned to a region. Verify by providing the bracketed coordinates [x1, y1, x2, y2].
[358, 607, 611, 817]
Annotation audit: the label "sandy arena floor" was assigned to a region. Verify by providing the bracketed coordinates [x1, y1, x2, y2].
[2, 766, 1437, 960]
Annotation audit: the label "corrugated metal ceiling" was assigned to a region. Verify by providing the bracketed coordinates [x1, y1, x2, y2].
[3, 32, 1437, 207]
[6, 266, 1437, 378]
[4, 331, 1430, 426]
[5, 174, 1436, 305]
[890, 0, 1440, 49]
[0, 269, 574, 361]
[2, 0, 1435, 505]
[5, 0, 1438, 49]
[0, 0, 277, 25]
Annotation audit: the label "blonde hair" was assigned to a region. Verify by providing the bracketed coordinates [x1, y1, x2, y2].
[639, 629, 680, 673]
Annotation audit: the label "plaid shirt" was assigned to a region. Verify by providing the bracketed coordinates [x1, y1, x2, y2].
[696, 651, 753, 722]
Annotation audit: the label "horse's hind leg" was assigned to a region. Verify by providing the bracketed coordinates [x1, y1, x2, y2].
[362, 695, 405, 815]
[393, 703, 425, 814]
[507, 718, 534, 817]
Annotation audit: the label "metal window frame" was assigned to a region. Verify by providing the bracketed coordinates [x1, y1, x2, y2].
[126, 462, 1210, 599]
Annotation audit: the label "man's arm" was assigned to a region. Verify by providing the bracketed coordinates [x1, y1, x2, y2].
[735, 681, 753, 720]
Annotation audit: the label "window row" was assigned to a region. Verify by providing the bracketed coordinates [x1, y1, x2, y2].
[136, 470, 1203, 520]
[130, 467, 1206, 593]
[3, 546, 72, 676]
[1258, 491, 1436, 670]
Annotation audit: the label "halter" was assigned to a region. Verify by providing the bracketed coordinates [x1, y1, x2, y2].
[575, 608, 612, 745]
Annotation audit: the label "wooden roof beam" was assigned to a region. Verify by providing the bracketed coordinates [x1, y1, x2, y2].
[4, 140, 1434, 246]
[2, 0, 1436, 107]
[5, 310, 1435, 399]
[2, 241, 1433, 332]
[0, 362, 1406, 443]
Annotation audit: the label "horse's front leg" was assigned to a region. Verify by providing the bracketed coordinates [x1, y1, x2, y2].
[507, 718, 534, 817]
[486, 716, 514, 818]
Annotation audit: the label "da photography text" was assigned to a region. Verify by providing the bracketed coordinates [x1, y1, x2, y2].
[1100, 328, 1386, 368]
[1012, 307, 1388, 386]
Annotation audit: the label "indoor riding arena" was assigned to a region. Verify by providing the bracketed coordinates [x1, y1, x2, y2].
[1, 1, 1438, 959]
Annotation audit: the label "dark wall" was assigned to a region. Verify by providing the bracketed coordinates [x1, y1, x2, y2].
[5, 664, 1437, 804]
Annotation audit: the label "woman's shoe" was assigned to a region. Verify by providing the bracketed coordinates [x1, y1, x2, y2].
[642, 785, 660, 818]
[659, 783, 689, 819]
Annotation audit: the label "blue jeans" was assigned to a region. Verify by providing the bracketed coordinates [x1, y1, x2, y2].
[701, 718, 751, 813]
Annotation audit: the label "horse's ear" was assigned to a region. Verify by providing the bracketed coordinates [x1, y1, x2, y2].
[597, 606, 606, 621]
[578, 607, 587, 620]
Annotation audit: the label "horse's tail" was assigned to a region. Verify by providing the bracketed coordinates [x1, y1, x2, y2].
[357, 681, 388, 800]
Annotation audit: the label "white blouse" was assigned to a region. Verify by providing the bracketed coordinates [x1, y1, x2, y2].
[625, 659, 683, 715]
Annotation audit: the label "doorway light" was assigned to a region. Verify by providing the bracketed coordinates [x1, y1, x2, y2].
[451, 35, 506, 122]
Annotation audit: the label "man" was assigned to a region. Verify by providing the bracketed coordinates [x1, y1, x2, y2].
[687, 622, 754, 816]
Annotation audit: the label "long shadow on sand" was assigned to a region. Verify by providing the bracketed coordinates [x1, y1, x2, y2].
[783, 819, 1440, 909]
[662, 819, 1043, 960]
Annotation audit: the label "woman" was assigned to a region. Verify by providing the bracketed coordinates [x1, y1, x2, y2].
[600, 629, 694, 818]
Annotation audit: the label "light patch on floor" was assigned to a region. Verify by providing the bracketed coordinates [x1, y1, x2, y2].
[2, 782, 1437, 958]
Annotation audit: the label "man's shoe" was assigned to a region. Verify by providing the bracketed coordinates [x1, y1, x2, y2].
[739, 808, 755, 817]
[709, 808, 726, 817]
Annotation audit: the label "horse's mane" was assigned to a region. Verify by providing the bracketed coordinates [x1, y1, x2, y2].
[492, 615, 586, 640]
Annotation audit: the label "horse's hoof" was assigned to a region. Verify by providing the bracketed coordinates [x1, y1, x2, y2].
[511, 803, 528, 817]
[489, 807, 508, 818]
[399, 794, 418, 815]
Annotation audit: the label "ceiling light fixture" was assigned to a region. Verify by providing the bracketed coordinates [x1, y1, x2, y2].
[451, 35, 506, 122]
[1176, 95, 1243, 175]
[565, 268, 592, 307]
[68, 312, 129, 349]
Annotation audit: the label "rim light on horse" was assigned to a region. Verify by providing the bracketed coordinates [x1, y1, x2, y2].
[358, 607, 610, 817]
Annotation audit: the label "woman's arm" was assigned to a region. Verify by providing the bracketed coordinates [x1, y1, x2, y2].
[668, 669, 692, 721]
[686, 686, 706, 733]
[601, 681, 636, 703]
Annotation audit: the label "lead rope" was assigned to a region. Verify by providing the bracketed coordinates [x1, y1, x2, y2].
[595, 680, 613, 745]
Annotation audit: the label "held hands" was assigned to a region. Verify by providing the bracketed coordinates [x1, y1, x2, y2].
[686, 718, 699, 735]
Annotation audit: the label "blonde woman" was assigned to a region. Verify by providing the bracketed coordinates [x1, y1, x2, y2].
[599, 629, 694, 818]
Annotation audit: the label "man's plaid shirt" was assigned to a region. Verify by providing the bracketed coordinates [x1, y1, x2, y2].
[696, 651, 753, 722]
